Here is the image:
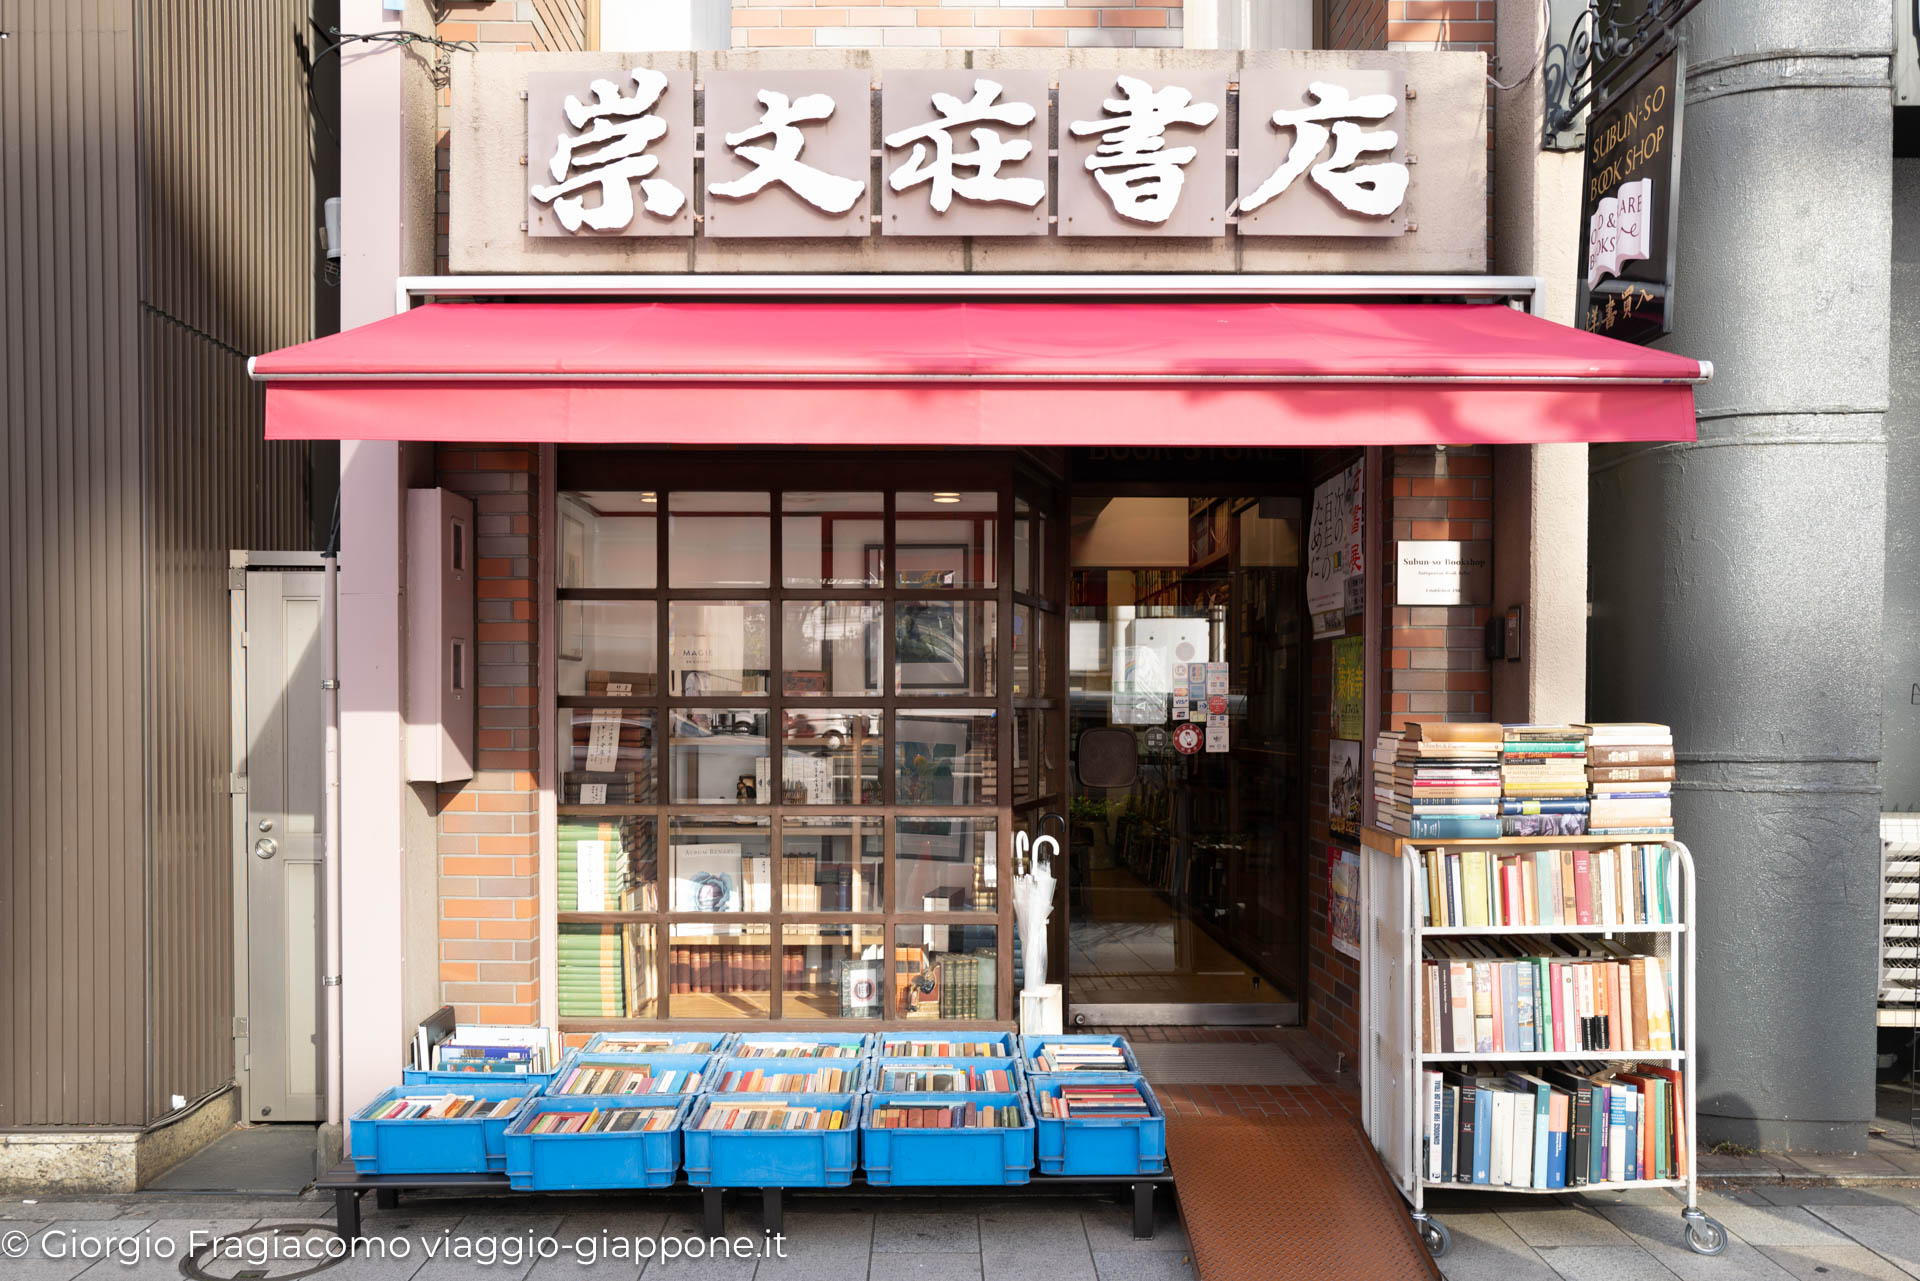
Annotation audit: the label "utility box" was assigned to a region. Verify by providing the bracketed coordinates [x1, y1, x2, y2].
[407, 488, 476, 782]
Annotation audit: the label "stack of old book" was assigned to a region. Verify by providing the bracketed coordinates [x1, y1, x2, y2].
[1499, 725, 1591, 835]
[1582, 724, 1675, 836]
[1392, 722, 1504, 839]
[1374, 729, 1405, 831]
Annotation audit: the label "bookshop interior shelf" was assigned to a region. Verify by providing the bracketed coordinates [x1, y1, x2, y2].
[1358, 831, 1726, 1260]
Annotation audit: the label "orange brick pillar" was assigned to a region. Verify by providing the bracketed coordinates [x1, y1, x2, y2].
[434, 445, 543, 1025]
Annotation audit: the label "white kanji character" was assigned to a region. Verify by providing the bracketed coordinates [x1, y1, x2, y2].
[710, 89, 866, 214]
[1067, 75, 1220, 225]
[1241, 81, 1408, 218]
[531, 68, 685, 232]
[885, 79, 1044, 212]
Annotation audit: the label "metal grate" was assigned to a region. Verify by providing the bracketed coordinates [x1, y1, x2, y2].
[1881, 816, 1920, 1026]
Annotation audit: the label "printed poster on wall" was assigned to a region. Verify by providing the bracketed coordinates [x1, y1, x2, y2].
[1332, 636, 1365, 741]
[1329, 738, 1362, 844]
[1328, 846, 1361, 961]
[1306, 459, 1364, 638]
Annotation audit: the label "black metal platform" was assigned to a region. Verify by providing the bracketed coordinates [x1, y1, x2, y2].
[315, 1162, 1174, 1242]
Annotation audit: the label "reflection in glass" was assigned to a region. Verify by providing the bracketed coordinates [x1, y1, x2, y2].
[894, 922, 997, 1021]
[893, 815, 998, 913]
[669, 814, 771, 912]
[558, 601, 657, 697]
[558, 816, 658, 913]
[560, 707, 655, 805]
[1013, 496, 1031, 595]
[782, 492, 883, 588]
[669, 922, 772, 1017]
[782, 815, 883, 912]
[557, 923, 659, 1019]
[895, 709, 999, 806]
[669, 600, 769, 696]
[1012, 605, 1032, 698]
[781, 709, 881, 805]
[895, 490, 996, 588]
[669, 492, 770, 588]
[669, 709, 771, 804]
[559, 492, 658, 589]
[894, 601, 996, 696]
[782, 601, 881, 696]
[782, 924, 886, 1019]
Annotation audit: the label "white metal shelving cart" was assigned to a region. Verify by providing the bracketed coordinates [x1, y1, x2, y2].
[1358, 829, 1725, 1260]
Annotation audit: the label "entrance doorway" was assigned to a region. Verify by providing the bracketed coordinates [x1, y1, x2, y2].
[1064, 483, 1305, 1024]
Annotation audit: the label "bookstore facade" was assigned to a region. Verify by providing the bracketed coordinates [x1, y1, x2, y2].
[249, 47, 1709, 1118]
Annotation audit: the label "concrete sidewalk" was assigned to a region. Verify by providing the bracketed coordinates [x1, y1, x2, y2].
[8, 1182, 1920, 1280]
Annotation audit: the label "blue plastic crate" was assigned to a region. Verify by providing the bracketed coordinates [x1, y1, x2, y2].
[349, 1082, 540, 1175]
[707, 1056, 865, 1094]
[1028, 1073, 1166, 1176]
[868, 1056, 1023, 1094]
[876, 1031, 1018, 1059]
[861, 1091, 1035, 1187]
[583, 1031, 735, 1055]
[725, 1032, 873, 1061]
[546, 1051, 712, 1098]
[682, 1092, 860, 1188]
[400, 1066, 559, 1092]
[1020, 1034, 1140, 1075]
[502, 1094, 691, 1190]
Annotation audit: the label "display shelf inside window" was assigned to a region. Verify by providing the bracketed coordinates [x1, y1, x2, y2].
[780, 709, 882, 806]
[782, 816, 884, 913]
[780, 923, 886, 1020]
[895, 923, 1000, 1021]
[557, 922, 660, 1020]
[557, 815, 658, 914]
[560, 707, 656, 808]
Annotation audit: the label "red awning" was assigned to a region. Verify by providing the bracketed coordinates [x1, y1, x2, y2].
[249, 300, 1706, 446]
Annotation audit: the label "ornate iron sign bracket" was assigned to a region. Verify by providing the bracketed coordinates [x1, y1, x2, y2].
[1543, 0, 1703, 150]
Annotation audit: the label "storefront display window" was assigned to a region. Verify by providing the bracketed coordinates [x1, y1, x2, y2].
[553, 459, 1050, 1025]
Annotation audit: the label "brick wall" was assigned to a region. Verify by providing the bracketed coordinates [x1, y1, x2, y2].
[434, 445, 545, 1025]
[1385, 0, 1493, 50]
[732, 1, 1185, 49]
[1303, 445, 1495, 1068]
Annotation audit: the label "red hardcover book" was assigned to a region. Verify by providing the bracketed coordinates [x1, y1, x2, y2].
[1572, 850, 1595, 925]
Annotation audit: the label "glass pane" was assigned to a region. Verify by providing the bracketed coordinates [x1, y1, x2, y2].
[669, 922, 772, 1017]
[669, 492, 770, 588]
[782, 923, 886, 1019]
[560, 707, 655, 805]
[783, 815, 883, 912]
[669, 601, 769, 697]
[894, 601, 997, 697]
[781, 709, 881, 805]
[560, 491, 657, 589]
[894, 922, 998, 1021]
[782, 601, 882, 696]
[896, 709, 999, 806]
[558, 602, 657, 697]
[669, 814, 771, 911]
[1035, 509, 1053, 602]
[557, 923, 659, 1019]
[1013, 709, 1036, 804]
[894, 815, 998, 913]
[1013, 496, 1031, 595]
[558, 815, 658, 912]
[895, 490, 997, 588]
[669, 709, 771, 804]
[1033, 609, 1054, 696]
[1012, 604, 1033, 698]
[782, 492, 883, 588]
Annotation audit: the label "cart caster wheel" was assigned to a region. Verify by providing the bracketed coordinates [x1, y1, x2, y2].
[1684, 1215, 1726, 1256]
[1417, 1217, 1451, 1258]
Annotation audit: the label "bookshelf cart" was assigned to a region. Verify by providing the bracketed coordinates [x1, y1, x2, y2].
[1357, 829, 1725, 1259]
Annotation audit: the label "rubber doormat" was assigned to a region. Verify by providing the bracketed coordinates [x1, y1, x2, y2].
[1130, 1043, 1317, 1085]
[1166, 1114, 1439, 1281]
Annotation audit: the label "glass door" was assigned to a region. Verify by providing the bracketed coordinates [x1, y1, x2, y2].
[1065, 494, 1304, 1023]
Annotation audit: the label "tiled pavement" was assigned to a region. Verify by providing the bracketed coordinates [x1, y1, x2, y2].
[7, 1029, 1920, 1280]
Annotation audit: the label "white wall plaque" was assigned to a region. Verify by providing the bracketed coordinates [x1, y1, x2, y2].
[1395, 540, 1492, 606]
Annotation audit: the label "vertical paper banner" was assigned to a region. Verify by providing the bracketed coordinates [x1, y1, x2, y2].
[1328, 846, 1361, 960]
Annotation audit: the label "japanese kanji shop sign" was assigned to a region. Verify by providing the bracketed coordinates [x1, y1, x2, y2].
[1578, 45, 1685, 344]
[525, 67, 1421, 240]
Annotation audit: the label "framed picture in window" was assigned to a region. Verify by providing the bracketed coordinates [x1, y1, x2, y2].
[895, 601, 968, 691]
